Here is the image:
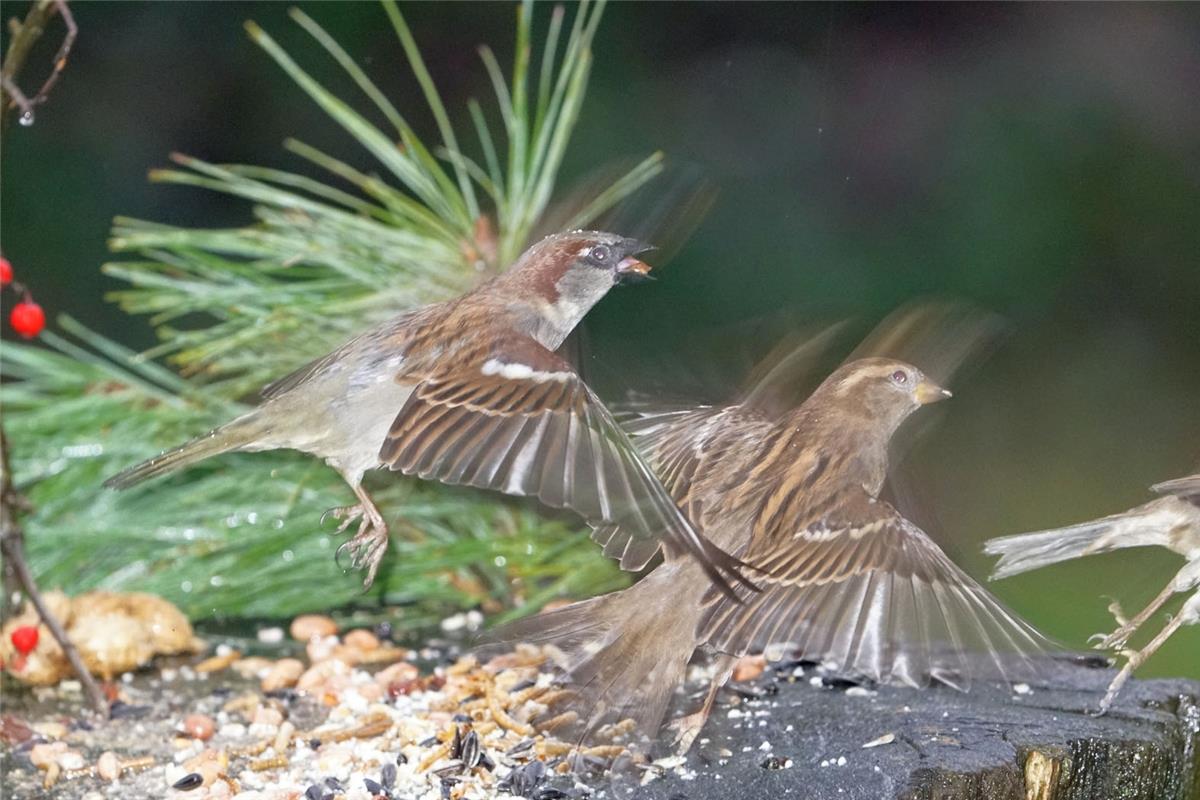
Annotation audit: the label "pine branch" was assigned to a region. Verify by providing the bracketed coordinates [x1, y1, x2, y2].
[1, 2, 661, 630]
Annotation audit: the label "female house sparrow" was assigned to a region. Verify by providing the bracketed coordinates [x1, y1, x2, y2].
[105, 231, 750, 595]
[985, 474, 1200, 712]
[493, 358, 1048, 751]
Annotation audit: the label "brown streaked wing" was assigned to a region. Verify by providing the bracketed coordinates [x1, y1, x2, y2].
[260, 308, 429, 401]
[378, 333, 752, 595]
[623, 405, 775, 509]
[699, 489, 1052, 687]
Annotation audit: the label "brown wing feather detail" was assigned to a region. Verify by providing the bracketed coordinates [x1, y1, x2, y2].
[379, 334, 753, 595]
[624, 405, 776, 511]
[700, 490, 1050, 687]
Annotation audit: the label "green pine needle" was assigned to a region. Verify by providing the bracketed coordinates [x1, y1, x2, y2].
[2, 1, 665, 632]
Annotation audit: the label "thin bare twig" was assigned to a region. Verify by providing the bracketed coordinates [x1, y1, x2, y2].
[0, 428, 109, 717]
[0, 0, 76, 128]
[0, 0, 104, 717]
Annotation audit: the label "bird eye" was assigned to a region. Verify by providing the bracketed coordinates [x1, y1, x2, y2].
[891, 370, 908, 385]
[588, 244, 612, 265]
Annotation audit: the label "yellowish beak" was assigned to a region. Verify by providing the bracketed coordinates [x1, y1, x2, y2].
[914, 379, 953, 404]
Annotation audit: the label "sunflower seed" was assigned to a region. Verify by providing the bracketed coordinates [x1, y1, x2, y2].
[461, 730, 481, 768]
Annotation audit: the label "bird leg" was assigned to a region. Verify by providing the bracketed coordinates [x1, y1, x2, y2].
[1092, 574, 1183, 651]
[670, 654, 736, 754]
[325, 484, 390, 589]
[1097, 589, 1200, 714]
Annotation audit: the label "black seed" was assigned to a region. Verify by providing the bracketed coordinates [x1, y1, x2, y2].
[304, 786, 323, 800]
[504, 759, 547, 795]
[374, 621, 394, 641]
[266, 688, 300, 702]
[310, 739, 322, 750]
[364, 777, 385, 795]
[324, 777, 343, 791]
[433, 759, 465, 777]
[209, 686, 233, 698]
[478, 750, 496, 771]
[450, 725, 463, 759]
[534, 788, 568, 800]
[760, 755, 788, 770]
[457, 694, 478, 705]
[172, 772, 204, 791]
[381, 762, 397, 789]
[506, 738, 535, 756]
[1073, 652, 1111, 669]
[110, 701, 151, 719]
[461, 730, 481, 768]
[420, 735, 440, 747]
[452, 712, 472, 723]
[396, 751, 408, 765]
[510, 678, 537, 692]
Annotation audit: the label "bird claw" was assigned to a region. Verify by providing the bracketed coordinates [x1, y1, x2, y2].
[322, 504, 365, 535]
[326, 504, 389, 589]
[1090, 628, 1132, 651]
[667, 712, 706, 755]
[335, 530, 389, 589]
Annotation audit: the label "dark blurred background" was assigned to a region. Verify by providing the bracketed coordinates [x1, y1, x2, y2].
[2, 2, 1198, 677]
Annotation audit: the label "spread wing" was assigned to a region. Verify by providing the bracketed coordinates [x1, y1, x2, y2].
[1151, 474, 1200, 502]
[623, 405, 776, 514]
[701, 488, 1050, 688]
[378, 334, 751, 596]
[259, 309, 423, 402]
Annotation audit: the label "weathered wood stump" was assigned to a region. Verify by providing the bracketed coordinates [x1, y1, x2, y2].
[634, 659, 1200, 800]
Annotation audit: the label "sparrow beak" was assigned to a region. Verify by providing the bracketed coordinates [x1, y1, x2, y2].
[914, 379, 953, 404]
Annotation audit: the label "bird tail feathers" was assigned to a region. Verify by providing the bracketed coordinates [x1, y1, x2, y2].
[479, 569, 701, 749]
[984, 518, 1117, 580]
[103, 413, 265, 490]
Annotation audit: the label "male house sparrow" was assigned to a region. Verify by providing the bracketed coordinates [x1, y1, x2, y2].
[494, 357, 1048, 750]
[106, 231, 750, 595]
[985, 474, 1200, 712]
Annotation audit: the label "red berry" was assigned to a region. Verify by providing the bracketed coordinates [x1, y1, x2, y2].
[0, 257, 11, 285]
[9, 300, 45, 338]
[10, 625, 39, 655]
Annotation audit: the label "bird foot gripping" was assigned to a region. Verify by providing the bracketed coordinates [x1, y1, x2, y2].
[324, 503, 390, 589]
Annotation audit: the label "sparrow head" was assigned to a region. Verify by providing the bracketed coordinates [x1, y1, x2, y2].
[503, 230, 654, 348]
[816, 357, 952, 434]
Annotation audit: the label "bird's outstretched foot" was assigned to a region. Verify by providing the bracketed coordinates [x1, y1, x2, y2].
[1089, 625, 1135, 651]
[325, 503, 389, 589]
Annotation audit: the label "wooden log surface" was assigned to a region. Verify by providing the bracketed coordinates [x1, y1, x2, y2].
[632, 658, 1200, 800]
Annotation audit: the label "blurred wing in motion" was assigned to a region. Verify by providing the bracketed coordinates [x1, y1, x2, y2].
[537, 160, 717, 268]
[477, 566, 700, 752]
[1151, 474, 1200, 502]
[701, 489, 1052, 688]
[623, 405, 775, 513]
[849, 298, 1005, 390]
[378, 333, 752, 596]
